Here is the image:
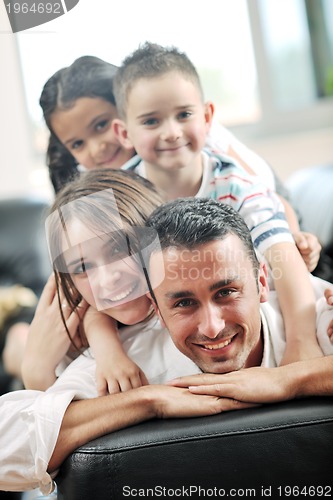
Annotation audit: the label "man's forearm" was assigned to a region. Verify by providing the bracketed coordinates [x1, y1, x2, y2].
[49, 387, 155, 472]
[49, 383, 242, 472]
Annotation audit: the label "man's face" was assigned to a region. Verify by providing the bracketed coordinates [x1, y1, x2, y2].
[151, 236, 269, 374]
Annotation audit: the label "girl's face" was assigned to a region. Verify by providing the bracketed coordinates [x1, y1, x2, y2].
[51, 97, 135, 170]
[62, 218, 152, 325]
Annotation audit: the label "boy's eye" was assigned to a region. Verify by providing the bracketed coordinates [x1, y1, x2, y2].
[95, 119, 109, 132]
[178, 110, 192, 120]
[143, 117, 158, 127]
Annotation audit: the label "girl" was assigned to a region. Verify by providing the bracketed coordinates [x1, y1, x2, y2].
[40, 56, 320, 272]
[39, 56, 135, 192]
[22, 168, 194, 395]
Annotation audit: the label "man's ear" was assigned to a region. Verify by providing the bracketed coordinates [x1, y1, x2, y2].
[258, 262, 269, 303]
[146, 292, 166, 327]
[204, 101, 214, 132]
[112, 119, 134, 150]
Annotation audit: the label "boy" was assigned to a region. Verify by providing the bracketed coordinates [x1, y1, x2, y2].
[112, 41, 323, 365]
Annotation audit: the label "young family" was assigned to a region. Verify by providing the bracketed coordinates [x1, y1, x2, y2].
[1, 42, 333, 494]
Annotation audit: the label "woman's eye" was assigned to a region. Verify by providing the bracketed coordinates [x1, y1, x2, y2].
[71, 260, 90, 275]
[110, 245, 128, 261]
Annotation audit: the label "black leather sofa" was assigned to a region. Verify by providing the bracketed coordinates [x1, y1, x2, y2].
[56, 398, 333, 499]
[56, 164, 333, 500]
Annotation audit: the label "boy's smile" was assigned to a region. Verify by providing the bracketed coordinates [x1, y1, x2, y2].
[118, 71, 213, 181]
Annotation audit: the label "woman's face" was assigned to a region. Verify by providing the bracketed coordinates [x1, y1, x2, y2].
[50, 97, 135, 170]
[62, 218, 152, 325]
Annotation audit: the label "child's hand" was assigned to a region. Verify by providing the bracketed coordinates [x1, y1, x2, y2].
[83, 307, 149, 396]
[293, 231, 321, 272]
[324, 288, 333, 343]
[96, 352, 149, 396]
[21, 274, 88, 390]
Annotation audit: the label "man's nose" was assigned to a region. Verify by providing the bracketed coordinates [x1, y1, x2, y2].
[198, 304, 225, 339]
[160, 120, 182, 141]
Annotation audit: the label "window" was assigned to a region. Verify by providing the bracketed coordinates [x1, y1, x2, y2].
[3, 0, 333, 193]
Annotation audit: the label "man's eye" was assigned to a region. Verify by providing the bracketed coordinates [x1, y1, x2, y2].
[95, 119, 109, 132]
[174, 298, 195, 308]
[217, 289, 233, 298]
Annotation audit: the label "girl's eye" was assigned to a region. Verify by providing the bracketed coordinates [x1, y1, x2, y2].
[71, 140, 84, 150]
[95, 119, 109, 132]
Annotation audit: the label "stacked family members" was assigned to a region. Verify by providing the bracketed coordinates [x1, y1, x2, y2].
[1, 43, 333, 494]
[2, 43, 323, 382]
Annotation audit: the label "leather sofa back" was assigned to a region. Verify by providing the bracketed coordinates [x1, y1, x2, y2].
[0, 197, 51, 297]
[56, 397, 333, 499]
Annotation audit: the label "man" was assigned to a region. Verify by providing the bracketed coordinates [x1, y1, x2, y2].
[1, 199, 332, 495]
[145, 197, 333, 395]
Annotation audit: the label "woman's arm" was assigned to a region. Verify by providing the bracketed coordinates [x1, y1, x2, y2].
[21, 274, 88, 390]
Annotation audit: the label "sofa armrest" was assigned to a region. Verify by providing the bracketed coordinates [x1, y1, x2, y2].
[56, 397, 333, 499]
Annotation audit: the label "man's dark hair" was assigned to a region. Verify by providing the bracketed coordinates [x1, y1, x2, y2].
[146, 197, 260, 272]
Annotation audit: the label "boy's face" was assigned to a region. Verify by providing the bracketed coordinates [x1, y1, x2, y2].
[114, 71, 213, 173]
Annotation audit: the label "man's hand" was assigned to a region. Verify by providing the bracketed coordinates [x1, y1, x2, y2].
[168, 366, 300, 404]
[143, 385, 255, 419]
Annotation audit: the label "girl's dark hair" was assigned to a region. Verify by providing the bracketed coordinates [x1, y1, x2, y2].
[47, 134, 79, 193]
[39, 56, 118, 193]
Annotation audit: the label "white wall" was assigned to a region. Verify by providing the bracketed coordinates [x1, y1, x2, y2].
[0, 5, 40, 197]
[245, 127, 333, 182]
[0, 1, 332, 198]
